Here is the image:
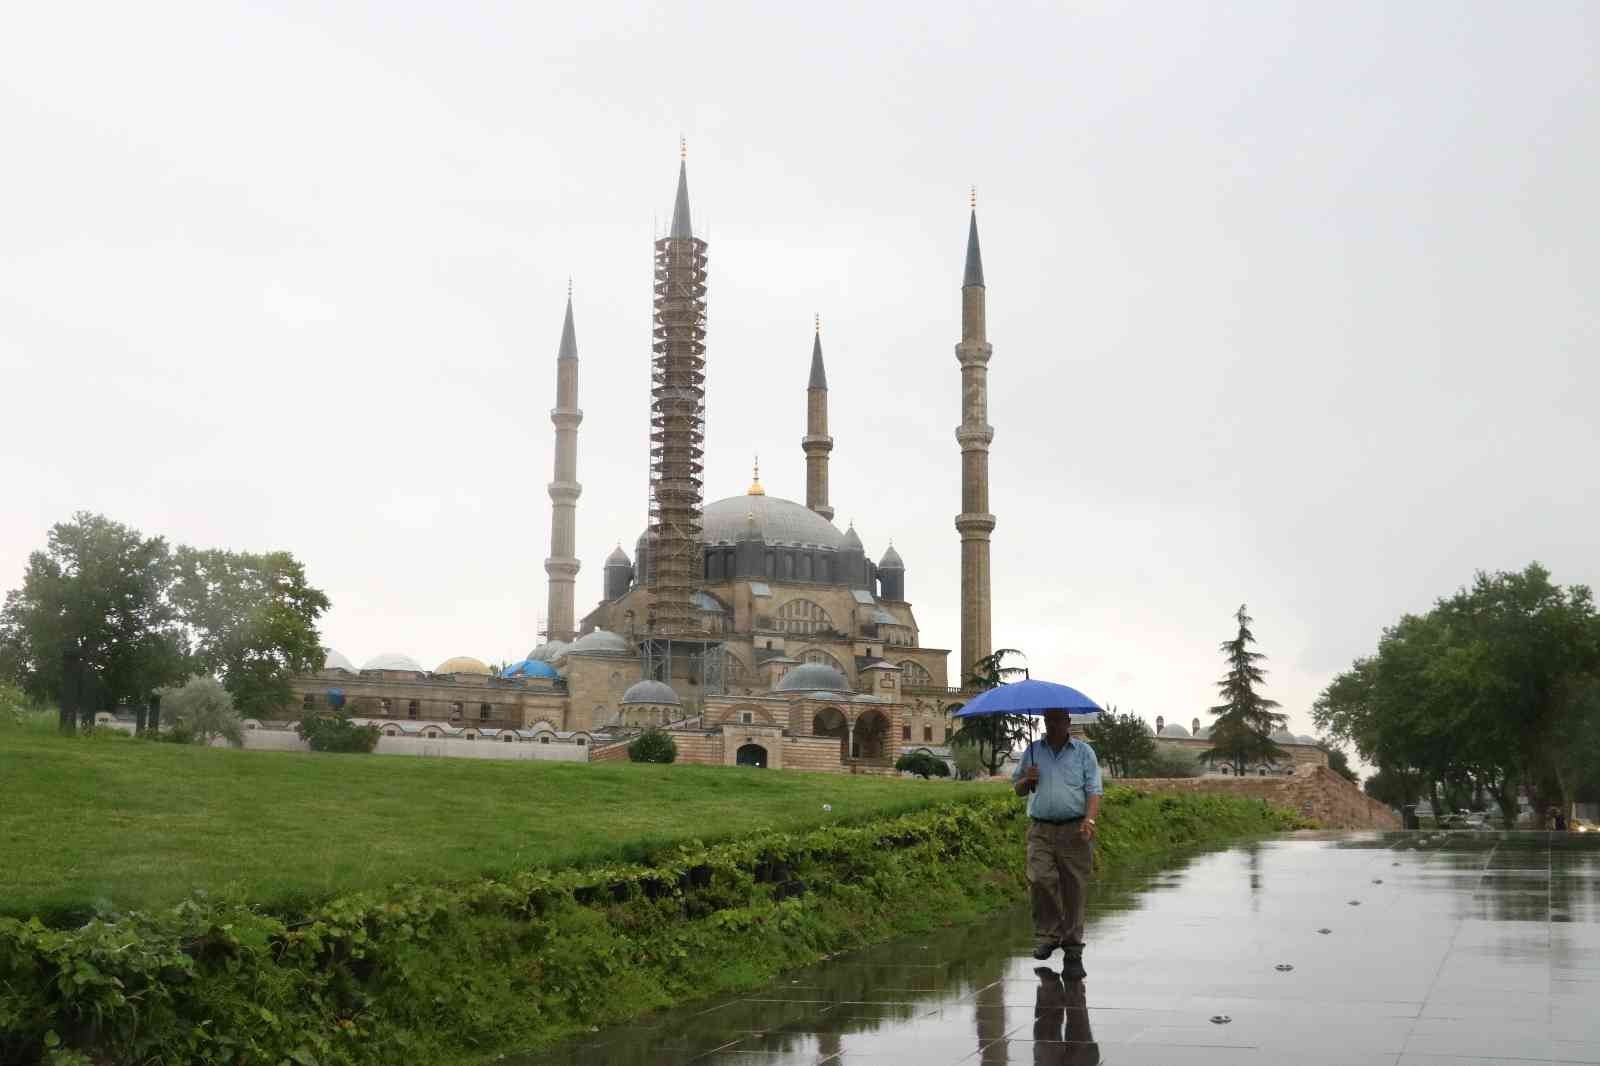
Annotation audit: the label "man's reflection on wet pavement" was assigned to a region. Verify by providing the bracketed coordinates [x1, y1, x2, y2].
[1032, 966, 1099, 1065]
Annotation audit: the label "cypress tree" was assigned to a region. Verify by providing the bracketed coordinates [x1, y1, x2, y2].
[1200, 604, 1288, 775]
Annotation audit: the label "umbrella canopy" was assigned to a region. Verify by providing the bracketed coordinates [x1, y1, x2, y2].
[952, 679, 1102, 718]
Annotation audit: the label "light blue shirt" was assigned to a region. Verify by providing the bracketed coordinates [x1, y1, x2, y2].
[1011, 737, 1104, 820]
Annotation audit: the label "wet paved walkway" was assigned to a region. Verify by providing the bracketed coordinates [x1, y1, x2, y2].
[528, 831, 1600, 1065]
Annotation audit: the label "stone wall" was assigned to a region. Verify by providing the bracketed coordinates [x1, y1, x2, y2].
[1116, 766, 1399, 830]
[236, 729, 590, 763]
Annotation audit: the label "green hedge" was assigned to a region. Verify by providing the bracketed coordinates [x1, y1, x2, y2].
[0, 786, 1303, 1065]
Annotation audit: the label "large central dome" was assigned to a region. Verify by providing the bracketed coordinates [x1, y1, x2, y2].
[701, 494, 846, 548]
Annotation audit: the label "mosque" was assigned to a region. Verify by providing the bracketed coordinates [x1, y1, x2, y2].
[285, 151, 1000, 772]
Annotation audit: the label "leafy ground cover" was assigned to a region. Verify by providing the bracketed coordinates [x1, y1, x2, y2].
[0, 730, 967, 923]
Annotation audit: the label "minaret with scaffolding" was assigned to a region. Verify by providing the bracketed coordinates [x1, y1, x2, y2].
[643, 142, 722, 701]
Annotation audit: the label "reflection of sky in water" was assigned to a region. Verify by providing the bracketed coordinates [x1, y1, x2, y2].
[528, 832, 1600, 1064]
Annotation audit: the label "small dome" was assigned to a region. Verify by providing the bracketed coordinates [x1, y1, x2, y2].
[1159, 723, 1191, 738]
[1296, 734, 1317, 745]
[570, 629, 631, 654]
[500, 659, 559, 680]
[878, 544, 904, 569]
[323, 649, 356, 672]
[606, 544, 632, 566]
[527, 640, 570, 663]
[363, 652, 423, 672]
[1271, 728, 1296, 743]
[775, 662, 852, 694]
[622, 680, 681, 706]
[1193, 725, 1212, 739]
[842, 524, 863, 550]
[436, 656, 491, 675]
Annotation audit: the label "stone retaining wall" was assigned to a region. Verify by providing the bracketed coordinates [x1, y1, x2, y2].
[1116, 766, 1399, 829]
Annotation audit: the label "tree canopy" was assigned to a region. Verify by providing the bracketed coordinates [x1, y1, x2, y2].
[0, 513, 188, 728]
[1081, 707, 1156, 778]
[172, 547, 329, 718]
[1314, 563, 1600, 826]
[0, 513, 329, 731]
[1198, 604, 1287, 774]
[949, 648, 1031, 776]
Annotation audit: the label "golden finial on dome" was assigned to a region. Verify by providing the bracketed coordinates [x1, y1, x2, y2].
[747, 454, 765, 496]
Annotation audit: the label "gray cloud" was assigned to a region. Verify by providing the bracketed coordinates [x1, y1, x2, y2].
[3, 1, 1596, 739]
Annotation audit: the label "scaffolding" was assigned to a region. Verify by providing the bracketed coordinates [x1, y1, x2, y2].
[641, 637, 727, 709]
[647, 227, 709, 637]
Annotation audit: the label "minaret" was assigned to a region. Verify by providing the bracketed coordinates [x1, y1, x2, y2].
[955, 190, 995, 680]
[544, 285, 582, 643]
[803, 313, 834, 520]
[647, 141, 709, 636]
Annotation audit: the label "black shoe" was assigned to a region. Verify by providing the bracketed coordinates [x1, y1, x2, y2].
[1062, 951, 1087, 980]
[1032, 942, 1059, 961]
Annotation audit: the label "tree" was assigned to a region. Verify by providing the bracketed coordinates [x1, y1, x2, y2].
[1199, 605, 1287, 775]
[158, 676, 245, 746]
[0, 513, 189, 733]
[297, 705, 381, 753]
[1315, 564, 1600, 827]
[628, 727, 678, 763]
[1363, 767, 1421, 808]
[1081, 707, 1156, 778]
[1318, 742, 1360, 784]
[171, 547, 329, 719]
[949, 648, 1032, 776]
[895, 751, 951, 779]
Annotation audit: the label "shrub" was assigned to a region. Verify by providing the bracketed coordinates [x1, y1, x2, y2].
[951, 743, 984, 780]
[895, 752, 950, 779]
[156, 677, 244, 746]
[297, 710, 381, 753]
[0, 684, 55, 736]
[628, 727, 677, 763]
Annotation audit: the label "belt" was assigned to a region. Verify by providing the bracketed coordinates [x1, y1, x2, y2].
[1031, 816, 1084, 825]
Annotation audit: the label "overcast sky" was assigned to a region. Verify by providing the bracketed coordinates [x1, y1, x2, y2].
[3, 2, 1596, 741]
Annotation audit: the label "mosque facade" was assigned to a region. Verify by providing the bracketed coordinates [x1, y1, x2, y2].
[283, 153, 994, 773]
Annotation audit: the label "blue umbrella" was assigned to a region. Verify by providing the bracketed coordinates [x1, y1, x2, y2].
[952, 679, 1102, 718]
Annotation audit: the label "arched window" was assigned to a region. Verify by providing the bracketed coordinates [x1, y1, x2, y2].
[800, 554, 813, 580]
[897, 660, 932, 686]
[765, 552, 775, 578]
[776, 598, 834, 637]
[782, 553, 795, 579]
[799, 648, 846, 672]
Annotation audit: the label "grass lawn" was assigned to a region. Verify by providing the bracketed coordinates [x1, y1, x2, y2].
[0, 731, 972, 923]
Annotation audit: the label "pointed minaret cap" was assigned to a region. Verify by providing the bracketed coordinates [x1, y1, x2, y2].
[669, 142, 693, 239]
[558, 287, 577, 361]
[963, 206, 985, 288]
[808, 314, 827, 389]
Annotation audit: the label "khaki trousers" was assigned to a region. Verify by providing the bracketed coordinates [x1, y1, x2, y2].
[1026, 820, 1093, 950]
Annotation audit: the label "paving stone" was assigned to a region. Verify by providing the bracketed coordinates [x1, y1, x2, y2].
[519, 831, 1600, 1065]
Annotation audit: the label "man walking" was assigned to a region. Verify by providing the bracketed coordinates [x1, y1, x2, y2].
[1012, 708, 1103, 978]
